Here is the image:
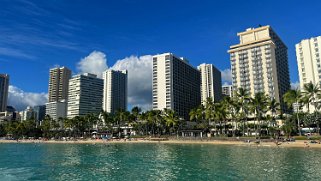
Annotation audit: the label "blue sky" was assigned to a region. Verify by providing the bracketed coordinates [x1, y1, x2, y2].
[1, 0, 321, 110]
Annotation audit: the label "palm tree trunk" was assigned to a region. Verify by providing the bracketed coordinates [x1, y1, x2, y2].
[296, 104, 301, 136]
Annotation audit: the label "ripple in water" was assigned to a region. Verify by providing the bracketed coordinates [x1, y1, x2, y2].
[1, 143, 321, 181]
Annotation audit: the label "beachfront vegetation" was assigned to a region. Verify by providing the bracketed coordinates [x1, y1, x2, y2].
[1, 82, 321, 139]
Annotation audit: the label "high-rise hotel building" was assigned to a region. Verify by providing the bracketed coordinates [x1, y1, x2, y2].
[296, 36, 321, 88]
[67, 73, 103, 118]
[152, 53, 200, 120]
[228, 25, 290, 112]
[102, 69, 128, 113]
[46, 66, 71, 120]
[0, 74, 9, 112]
[197, 63, 222, 104]
[48, 67, 71, 102]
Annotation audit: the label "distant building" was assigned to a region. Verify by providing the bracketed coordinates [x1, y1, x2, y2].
[67, 73, 103, 118]
[296, 36, 321, 88]
[152, 53, 201, 120]
[0, 74, 9, 112]
[21, 106, 34, 121]
[48, 66, 71, 102]
[0, 111, 15, 122]
[228, 25, 290, 113]
[222, 84, 233, 98]
[198, 63, 222, 104]
[46, 100, 67, 121]
[102, 69, 128, 113]
[34, 105, 46, 123]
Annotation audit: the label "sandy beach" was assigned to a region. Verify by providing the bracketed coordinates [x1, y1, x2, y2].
[1, 139, 321, 149]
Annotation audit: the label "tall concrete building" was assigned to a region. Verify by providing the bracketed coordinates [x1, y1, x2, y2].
[102, 69, 128, 113]
[228, 25, 290, 112]
[0, 74, 9, 112]
[67, 73, 103, 118]
[46, 67, 71, 120]
[198, 63, 222, 104]
[152, 53, 201, 120]
[296, 36, 321, 88]
[48, 67, 71, 102]
[222, 84, 233, 98]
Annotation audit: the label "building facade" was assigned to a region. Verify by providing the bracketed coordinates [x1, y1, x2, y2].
[102, 69, 128, 113]
[48, 67, 71, 102]
[34, 105, 46, 123]
[20, 106, 34, 121]
[228, 25, 290, 113]
[0, 74, 9, 112]
[45, 101, 67, 121]
[67, 73, 103, 118]
[296, 36, 321, 89]
[222, 84, 233, 98]
[198, 63, 222, 104]
[152, 53, 201, 120]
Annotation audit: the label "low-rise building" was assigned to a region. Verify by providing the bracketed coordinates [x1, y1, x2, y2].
[46, 100, 67, 120]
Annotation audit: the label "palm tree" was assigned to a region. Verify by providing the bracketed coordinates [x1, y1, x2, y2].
[204, 97, 215, 133]
[138, 112, 148, 135]
[235, 88, 250, 136]
[214, 102, 228, 135]
[189, 108, 199, 122]
[84, 113, 98, 136]
[283, 89, 302, 135]
[250, 92, 268, 138]
[302, 82, 320, 135]
[131, 106, 142, 123]
[162, 109, 180, 137]
[221, 96, 240, 136]
[268, 98, 280, 127]
[41, 115, 53, 138]
[72, 116, 86, 137]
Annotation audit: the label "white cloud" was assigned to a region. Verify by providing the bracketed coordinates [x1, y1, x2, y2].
[112, 55, 153, 111]
[77, 51, 108, 78]
[8, 85, 48, 111]
[221, 68, 232, 84]
[291, 81, 300, 90]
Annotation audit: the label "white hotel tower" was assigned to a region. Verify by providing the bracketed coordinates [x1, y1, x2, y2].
[228, 25, 290, 113]
[197, 63, 222, 104]
[102, 69, 128, 113]
[152, 53, 200, 120]
[67, 73, 103, 118]
[296, 36, 321, 88]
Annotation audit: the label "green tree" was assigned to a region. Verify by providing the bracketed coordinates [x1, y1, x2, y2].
[250, 92, 268, 138]
[283, 89, 302, 135]
[235, 88, 250, 136]
[163, 109, 180, 136]
[268, 98, 280, 127]
[221, 96, 240, 136]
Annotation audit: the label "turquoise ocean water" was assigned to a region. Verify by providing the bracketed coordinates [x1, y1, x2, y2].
[0, 143, 321, 181]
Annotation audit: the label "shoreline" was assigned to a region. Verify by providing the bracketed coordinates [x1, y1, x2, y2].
[1, 139, 321, 149]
